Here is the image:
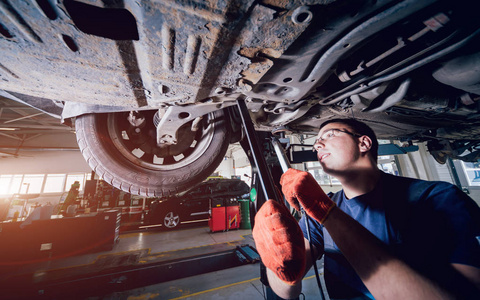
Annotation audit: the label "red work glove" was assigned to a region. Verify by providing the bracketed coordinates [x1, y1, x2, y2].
[280, 168, 336, 224]
[252, 200, 306, 284]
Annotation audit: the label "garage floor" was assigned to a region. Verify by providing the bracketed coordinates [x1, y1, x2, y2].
[1, 225, 326, 299]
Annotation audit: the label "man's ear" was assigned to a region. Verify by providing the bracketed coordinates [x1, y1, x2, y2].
[359, 136, 372, 154]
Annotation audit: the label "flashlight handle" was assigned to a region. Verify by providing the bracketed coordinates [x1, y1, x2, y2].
[272, 137, 291, 173]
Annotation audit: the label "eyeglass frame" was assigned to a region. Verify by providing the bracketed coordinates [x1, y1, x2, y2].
[312, 128, 363, 151]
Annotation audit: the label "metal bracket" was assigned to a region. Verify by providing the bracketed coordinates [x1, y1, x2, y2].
[156, 100, 237, 145]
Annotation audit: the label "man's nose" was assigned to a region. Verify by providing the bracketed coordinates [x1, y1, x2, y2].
[313, 140, 324, 151]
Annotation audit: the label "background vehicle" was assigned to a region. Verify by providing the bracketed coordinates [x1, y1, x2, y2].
[144, 178, 250, 229]
[1, 0, 480, 195]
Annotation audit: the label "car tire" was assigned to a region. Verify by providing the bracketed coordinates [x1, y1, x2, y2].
[75, 109, 231, 196]
[163, 211, 180, 229]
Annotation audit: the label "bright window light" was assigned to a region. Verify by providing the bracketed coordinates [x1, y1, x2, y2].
[65, 174, 85, 192]
[0, 175, 13, 195]
[22, 174, 45, 194]
[43, 174, 66, 193]
[10, 175, 23, 195]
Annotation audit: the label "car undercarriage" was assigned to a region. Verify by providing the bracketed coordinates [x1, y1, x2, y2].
[1, 0, 480, 195]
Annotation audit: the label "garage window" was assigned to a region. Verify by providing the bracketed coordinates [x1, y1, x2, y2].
[43, 174, 66, 193]
[461, 162, 480, 186]
[0, 173, 93, 195]
[22, 174, 45, 194]
[0, 175, 23, 195]
[65, 174, 86, 192]
[305, 161, 341, 185]
[0, 175, 22, 195]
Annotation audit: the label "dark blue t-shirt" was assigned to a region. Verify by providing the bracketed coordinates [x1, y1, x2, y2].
[300, 172, 480, 299]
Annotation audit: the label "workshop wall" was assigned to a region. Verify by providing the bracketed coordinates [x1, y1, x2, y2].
[1, 150, 91, 174]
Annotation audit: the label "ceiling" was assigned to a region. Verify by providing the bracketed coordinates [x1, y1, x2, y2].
[0, 96, 78, 158]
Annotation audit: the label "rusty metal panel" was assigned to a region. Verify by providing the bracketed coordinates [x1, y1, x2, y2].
[0, 0, 311, 110]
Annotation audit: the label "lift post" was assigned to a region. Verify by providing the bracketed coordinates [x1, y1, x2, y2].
[237, 99, 298, 300]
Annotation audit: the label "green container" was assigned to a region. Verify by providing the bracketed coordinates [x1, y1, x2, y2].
[239, 199, 251, 229]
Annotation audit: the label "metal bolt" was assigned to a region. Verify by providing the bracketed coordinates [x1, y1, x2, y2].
[292, 6, 313, 25]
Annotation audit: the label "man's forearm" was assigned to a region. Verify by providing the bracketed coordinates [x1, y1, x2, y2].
[323, 206, 454, 300]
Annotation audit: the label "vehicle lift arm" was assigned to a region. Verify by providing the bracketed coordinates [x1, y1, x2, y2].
[236, 99, 279, 206]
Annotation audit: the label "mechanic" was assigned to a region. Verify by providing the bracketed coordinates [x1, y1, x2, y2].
[253, 118, 480, 299]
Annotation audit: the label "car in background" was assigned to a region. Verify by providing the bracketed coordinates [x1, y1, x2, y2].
[144, 178, 250, 229]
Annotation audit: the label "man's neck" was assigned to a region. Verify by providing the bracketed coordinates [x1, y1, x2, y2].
[339, 167, 382, 199]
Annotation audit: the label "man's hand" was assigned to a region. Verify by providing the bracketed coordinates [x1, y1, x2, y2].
[252, 200, 306, 285]
[280, 168, 336, 224]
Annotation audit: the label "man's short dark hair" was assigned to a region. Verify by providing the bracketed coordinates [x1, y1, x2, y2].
[319, 118, 379, 162]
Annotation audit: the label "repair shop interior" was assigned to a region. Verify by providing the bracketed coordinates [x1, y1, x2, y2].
[1, 0, 480, 299]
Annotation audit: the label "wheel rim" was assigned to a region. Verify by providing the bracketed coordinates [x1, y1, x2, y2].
[107, 111, 216, 171]
[164, 212, 180, 228]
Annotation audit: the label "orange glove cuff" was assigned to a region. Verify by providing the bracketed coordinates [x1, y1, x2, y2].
[280, 168, 335, 224]
[304, 199, 336, 224]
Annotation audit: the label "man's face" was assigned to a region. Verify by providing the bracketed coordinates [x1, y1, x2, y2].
[313, 122, 362, 174]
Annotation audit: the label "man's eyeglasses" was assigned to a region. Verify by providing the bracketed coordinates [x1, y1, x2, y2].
[312, 128, 362, 151]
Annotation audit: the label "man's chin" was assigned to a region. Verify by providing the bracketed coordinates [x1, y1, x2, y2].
[320, 163, 336, 176]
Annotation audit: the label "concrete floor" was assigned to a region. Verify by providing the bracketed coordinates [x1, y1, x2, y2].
[105, 262, 325, 300]
[1, 225, 327, 299]
[97, 226, 325, 300]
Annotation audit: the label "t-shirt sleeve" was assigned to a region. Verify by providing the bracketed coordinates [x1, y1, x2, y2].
[430, 184, 480, 267]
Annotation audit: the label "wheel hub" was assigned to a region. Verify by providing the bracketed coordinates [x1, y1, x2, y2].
[107, 110, 217, 170]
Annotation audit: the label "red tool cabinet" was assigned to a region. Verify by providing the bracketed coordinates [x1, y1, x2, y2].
[209, 198, 241, 232]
